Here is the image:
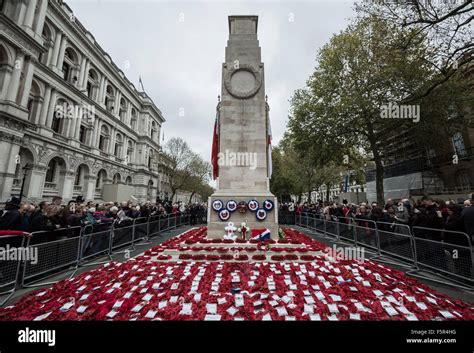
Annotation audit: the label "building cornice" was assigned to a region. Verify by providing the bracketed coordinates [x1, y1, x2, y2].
[0, 14, 47, 58]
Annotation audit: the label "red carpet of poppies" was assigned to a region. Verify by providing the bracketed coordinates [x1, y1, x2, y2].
[1, 227, 472, 321]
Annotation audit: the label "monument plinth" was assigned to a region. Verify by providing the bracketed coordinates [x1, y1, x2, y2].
[208, 16, 279, 239]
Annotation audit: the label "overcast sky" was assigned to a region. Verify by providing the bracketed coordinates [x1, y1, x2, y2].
[68, 0, 356, 162]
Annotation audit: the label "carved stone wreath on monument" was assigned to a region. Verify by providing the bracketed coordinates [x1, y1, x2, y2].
[224, 64, 262, 99]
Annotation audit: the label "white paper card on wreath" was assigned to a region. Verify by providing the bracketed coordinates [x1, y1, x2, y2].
[439, 310, 455, 319]
[142, 294, 153, 302]
[33, 312, 52, 321]
[304, 296, 315, 305]
[194, 294, 201, 302]
[206, 304, 217, 314]
[262, 313, 272, 321]
[269, 300, 278, 307]
[315, 292, 325, 300]
[235, 294, 244, 307]
[227, 306, 238, 316]
[327, 314, 339, 321]
[373, 290, 384, 297]
[416, 302, 428, 310]
[179, 303, 192, 316]
[170, 296, 178, 304]
[79, 294, 89, 301]
[152, 283, 161, 290]
[60, 302, 74, 312]
[304, 304, 314, 314]
[310, 314, 321, 321]
[330, 295, 342, 302]
[113, 300, 124, 309]
[328, 304, 339, 313]
[106, 310, 118, 318]
[204, 314, 221, 321]
[145, 310, 157, 319]
[123, 292, 132, 299]
[350, 313, 361, 320]
[158, 301, 167, 309]
[406, 314, 418, 321]
[276, 306, 288, 317]
[132, 304, 143, 312]
[77, 305, 87, 314]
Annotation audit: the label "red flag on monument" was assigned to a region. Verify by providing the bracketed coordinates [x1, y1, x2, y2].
[211, 115, 219, 180]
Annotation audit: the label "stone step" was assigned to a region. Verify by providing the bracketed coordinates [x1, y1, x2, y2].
[180, 242, 307, 248]
[161, 249, 321, 257]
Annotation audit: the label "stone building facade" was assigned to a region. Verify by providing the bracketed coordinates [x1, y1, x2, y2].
[0, 0, 165, 203]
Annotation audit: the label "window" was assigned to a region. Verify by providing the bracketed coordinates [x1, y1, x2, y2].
[98, 125, 109, 152]
[96, 169, 106, 188]
[452, 132, 467, 157]
[79, 125, 87, 144]
[62, 62, 70, 81]
[456, 170, 471, 191]
[87, 82, 93, 99]
[45, 159, 57, 183]
[52, 115, 61, 133]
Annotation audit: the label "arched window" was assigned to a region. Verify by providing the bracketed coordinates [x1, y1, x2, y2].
[62, 47, 79, 83]
[0, 44, 11, 98]
[51, 99, 69, 134]
[112, 173, 121, 184]
[98, 125, 110, 152]
[456, 170, 471, 192]
[105, 85, 114, 112]
[27, 80, 41, 123]
[96, 169, 107, 188]
[114, 133, 123, 158]
[45, 157, 64, 183]
[119, 98, 127, 122]
[86, 68, 98, 100]
[126, 140, 134, 164]
[40, 24, 53, 65]
[125, 176, 132, 185]
[452, 132, 467, 157]
[130, 108, 137, 129]
[151, 121, 158, 141]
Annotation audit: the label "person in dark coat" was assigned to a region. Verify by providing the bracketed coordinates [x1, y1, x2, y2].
[461, 201, 474, 240]
[0, 197, 22, 231]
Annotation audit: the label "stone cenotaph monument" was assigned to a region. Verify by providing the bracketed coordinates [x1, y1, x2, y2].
[208, 15, 278, 238]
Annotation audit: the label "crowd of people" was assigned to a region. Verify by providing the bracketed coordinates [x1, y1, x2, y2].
[0, 195, 208, 233]
[280, 195, 474, 239]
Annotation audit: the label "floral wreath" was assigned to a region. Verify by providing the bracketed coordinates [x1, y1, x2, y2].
[256, 208, 267, 221]
[263, 199, 274, 211]
[226, 200, 237, 212]
[237, 201, 247, 214]
[212, 199, 223, 212]
[248, 200, 259, 212]
[219, 209, 231, 221]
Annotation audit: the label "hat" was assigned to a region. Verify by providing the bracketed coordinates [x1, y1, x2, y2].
[5, 196, 21, 208]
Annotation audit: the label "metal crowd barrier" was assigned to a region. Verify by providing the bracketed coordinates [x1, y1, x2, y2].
[409, 227, 473, 288]
[0, 212, 198, 306]
[22, 226, 83, 288]
[0, 232, 29, 305]
[293, 213, 474, 289]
